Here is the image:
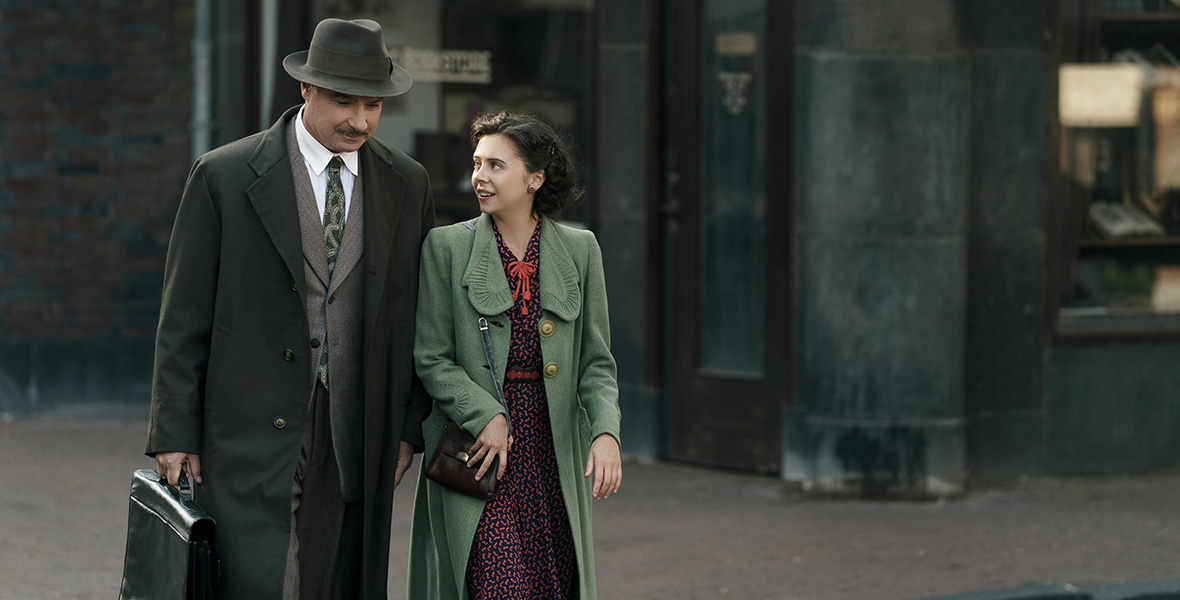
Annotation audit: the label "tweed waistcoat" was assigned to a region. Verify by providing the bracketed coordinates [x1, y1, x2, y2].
[286, 122, 366, 502]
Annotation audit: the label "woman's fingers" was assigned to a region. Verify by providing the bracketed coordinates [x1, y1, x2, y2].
[495, 444, 509, 480]
[475, 448, 498, 481]
[471, 414, 511, 480]
[465, 441, 487, 468]
[585, 435, 622, 499]
[598, 463, 622, 498]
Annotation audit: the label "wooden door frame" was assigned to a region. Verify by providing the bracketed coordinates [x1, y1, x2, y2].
[658, 0, 793, 473]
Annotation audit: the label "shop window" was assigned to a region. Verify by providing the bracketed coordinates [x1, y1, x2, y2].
[1055, 0, 1180, 333]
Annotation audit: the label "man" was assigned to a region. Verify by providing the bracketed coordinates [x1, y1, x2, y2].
[146, 18, 433, 599]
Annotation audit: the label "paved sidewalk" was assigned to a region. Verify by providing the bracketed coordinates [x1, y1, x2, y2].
[3, 407, 1180, 600]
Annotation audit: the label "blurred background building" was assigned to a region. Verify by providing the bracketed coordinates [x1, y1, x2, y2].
[3, 0, 1180, 496]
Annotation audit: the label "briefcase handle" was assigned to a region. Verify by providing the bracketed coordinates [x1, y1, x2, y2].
[177, 470, 194, 501]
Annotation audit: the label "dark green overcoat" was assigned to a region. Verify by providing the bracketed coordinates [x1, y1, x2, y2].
[145, 106, 434, 599]
[407, 215, 621, 599]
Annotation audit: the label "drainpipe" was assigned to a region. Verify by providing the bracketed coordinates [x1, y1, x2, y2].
[258, 0, 278, 129]
[192, 0, 214, 159]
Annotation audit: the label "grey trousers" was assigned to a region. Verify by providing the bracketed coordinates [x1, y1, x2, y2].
[282, 381, 363, 600]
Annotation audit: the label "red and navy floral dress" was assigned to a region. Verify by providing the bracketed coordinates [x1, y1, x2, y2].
[466, 220, 578, 599]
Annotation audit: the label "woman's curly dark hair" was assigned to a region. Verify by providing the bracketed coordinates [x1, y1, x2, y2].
[470, 110, 583, 219]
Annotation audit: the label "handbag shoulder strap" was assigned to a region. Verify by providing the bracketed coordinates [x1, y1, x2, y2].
[469, 220, 512, 435]
[479, 316, 511, 437]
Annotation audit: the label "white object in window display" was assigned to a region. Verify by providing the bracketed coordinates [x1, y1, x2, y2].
[1059, 64, 1145, 128]
[1088, 202, 1165, 238]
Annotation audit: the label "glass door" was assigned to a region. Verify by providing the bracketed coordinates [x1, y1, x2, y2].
[664, 0, 790, 473]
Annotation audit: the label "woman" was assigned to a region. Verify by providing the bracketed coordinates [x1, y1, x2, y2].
[408, 111, 622, 599]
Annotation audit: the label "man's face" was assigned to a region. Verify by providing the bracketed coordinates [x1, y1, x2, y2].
[300, 83, 383, 153]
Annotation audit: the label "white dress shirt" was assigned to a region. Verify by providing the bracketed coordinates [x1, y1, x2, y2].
[295, 105, 358, 224]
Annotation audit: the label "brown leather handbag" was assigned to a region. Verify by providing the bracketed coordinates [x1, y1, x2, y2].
[424, 316, 512, 499]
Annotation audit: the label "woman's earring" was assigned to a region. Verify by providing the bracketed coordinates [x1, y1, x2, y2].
[528, 186, 536, 193]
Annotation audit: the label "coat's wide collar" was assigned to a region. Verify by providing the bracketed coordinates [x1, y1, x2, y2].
[461, 214, 582, 321]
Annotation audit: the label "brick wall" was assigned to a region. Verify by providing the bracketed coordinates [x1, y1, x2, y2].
[0, 1, 193, 411]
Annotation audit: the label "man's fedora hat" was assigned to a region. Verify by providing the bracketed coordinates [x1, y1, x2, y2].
[283, 18, 412, 98]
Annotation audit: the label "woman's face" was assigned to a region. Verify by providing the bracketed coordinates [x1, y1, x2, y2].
[471, 133, 544, 220]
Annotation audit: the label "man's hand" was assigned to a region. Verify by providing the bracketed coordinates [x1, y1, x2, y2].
[394, 441, 414, 488]
[155, 452, 202, 486]
[584, 434, 621, 499]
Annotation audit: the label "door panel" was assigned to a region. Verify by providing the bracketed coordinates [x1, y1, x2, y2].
[665, 0, 788, 473]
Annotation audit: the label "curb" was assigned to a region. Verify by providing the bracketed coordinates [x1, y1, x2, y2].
[919, 580, 1180, 600]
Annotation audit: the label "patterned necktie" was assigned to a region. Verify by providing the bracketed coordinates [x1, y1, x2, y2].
[317, 156, 346, 387]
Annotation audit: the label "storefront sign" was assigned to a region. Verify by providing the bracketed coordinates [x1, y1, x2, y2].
[389, 47, 493, 84]
[716, 31, 757, 57]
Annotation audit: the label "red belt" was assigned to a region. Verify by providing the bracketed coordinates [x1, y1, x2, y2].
[504, 365, 541, 383]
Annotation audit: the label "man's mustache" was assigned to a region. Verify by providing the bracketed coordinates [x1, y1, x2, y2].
[337, 127, 368, 137]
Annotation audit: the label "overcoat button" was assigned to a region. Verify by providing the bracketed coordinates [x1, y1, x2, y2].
[273, 416, 286, 429]
[327, 295, 334, 304]
[291, 282, 298, 292]
[543, 362, 559, 378]
[283, 349, 294, 361]
[539, 320, 555, 338]
[310, 338, 320, 348]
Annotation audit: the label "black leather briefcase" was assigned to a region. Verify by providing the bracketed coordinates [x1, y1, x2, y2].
[118, 468, 218, 600]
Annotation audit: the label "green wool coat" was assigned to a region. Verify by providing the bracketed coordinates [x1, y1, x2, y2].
[407, 214, 621, 599]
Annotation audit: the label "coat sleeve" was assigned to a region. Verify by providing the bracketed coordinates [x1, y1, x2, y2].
[413, 229, 509, 438]
[145, 160, 221, 456]
[400, 175, 437, 451]
[576, 232, 622, 448]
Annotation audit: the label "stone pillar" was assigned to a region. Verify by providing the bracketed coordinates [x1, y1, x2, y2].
[784, 0, 969, 496]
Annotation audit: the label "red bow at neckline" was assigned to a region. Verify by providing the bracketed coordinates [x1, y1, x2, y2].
[507, 260, 537, 314]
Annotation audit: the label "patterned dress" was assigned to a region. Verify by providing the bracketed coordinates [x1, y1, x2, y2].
[466, 220, 578, 599]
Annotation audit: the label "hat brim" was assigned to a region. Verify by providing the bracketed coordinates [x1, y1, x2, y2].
[283, 51, 413, 98]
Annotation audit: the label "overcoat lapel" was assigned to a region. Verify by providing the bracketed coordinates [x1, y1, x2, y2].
[361, 139, 406, 358]
[462, 215, 582, 320]
[246, 109, 303, 288]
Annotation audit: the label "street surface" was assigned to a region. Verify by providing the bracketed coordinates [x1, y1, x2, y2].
[2, 405, 1179, 600]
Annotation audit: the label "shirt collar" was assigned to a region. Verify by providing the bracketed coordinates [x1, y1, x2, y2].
[295, 105, 360, 177]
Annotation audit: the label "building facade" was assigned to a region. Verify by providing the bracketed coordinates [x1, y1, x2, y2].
[4, 0, 1180, 495]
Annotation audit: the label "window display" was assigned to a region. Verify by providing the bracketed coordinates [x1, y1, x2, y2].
[1056, 0, 1180, 321]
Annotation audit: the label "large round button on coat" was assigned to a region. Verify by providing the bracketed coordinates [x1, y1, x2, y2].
[310, 338, 320, 348]
[543, 362, 559, 378]
[538, 320, 556, 338]
[283, 349, 294, 361]
[273, 416, 286, 429]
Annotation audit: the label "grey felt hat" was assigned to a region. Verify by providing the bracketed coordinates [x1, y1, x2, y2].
[283, 18, 412, 97]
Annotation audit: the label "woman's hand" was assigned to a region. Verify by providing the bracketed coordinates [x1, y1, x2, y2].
[585, 434, 622, 499]
[468, 413, 512, 482]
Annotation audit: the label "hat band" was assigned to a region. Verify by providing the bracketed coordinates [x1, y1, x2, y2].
[307, 44, 392, 82]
